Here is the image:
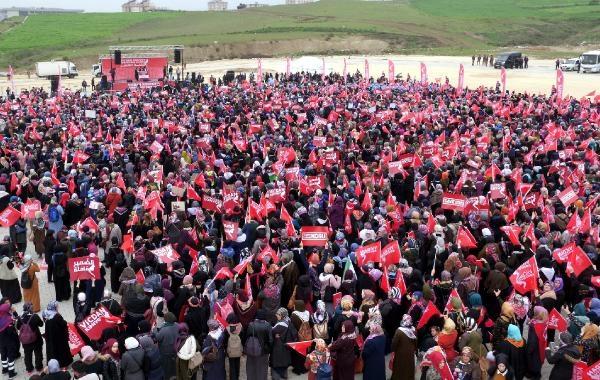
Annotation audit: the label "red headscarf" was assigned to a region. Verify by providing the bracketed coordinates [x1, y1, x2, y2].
[101, 338, 121, 360]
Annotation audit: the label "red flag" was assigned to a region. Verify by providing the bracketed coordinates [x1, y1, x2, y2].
[68, 176, 76, 194]
[457, 63, 464, 94]
[222, 220, 239, 241]
[0, 206, 22, 227]
[186, 184, 201, 202]
[420, 62, 428, 84]
[300, 226, 329, 247]
[67, 323, 85, 356]
[286, 341, 313, 356]
[456, 226, 478, 249]
[361, 187, 371, 212]
[135, 269, 145, 284]
[214, 267, 234, 281]
[580, 209, 592, 234]
[547, 308, 567, 332]
[233, 257, 253, 274]
[445, 288, 467, 313]
[355, 241, 382, 267]
[509, 257, 539, 294]
[524, 223, 538, 252]
[332, 292, 342, 309]
[121, 233, 133, 254]
[566, 246, 592, 277]
[592, 276, 600, 288]
[556, 69, 564, 100]
[500, 66, 507, 94]
[72, 151, 90, 164]
[189, 255, 199, 276]
[258, 244, 279, 264]
[558, 186, 578, 207]
[381, 241, 401, 267]
[380, 266, 390, 293]
[394, 270, 407, 296]
[10, 173, 18, 192]
[80, 217, 99, 233]
[500, 225, 522, 246]
[427, 213, 436, 234]
[566, 212, 582, 234]
[116, 174, 126, 192]
[441, 193, 466, 212]
[212, 311, 228, 329]
[388, 60, 395, 83]
[416, 301, 441, 329]
[588, 360, 600, 380]
[572, 361, 588, 380]
[553, 242, 578, 263]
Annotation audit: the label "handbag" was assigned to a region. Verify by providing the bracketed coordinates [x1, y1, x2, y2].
[354, 356, 364, 373]
[188, 351, 203, 371]
[287, 286, 297, 310]
[203, 339, 219, 363]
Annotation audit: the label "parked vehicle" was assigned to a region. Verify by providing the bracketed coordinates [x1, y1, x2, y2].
[493, 52, 521, 69]
[92, 64, 102, 77]
[580, 50, 600, 73]
[560, 58, 580, 71]
[35, 61, 78, 79]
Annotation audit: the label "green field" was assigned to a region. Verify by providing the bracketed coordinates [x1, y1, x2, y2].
[1, 0, 599, 69]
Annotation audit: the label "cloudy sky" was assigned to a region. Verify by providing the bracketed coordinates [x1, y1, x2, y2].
[4, 0, 288, 12]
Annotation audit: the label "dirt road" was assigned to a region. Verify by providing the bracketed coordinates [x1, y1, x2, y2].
[5, 55, 597, 98]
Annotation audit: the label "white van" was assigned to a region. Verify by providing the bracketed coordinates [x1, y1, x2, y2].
[580, 50, 600, 73]
[35, 61, 78, 78]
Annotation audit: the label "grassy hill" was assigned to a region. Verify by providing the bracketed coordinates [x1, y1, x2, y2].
[1, 0, 599, 69]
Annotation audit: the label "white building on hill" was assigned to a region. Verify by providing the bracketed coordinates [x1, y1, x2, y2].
[208, 0, 228, 11]
[285, 0, 318, 4]
[122, 0, 156, 12]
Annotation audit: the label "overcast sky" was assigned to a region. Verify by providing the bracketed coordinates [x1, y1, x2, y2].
[3, 0, 288, 12]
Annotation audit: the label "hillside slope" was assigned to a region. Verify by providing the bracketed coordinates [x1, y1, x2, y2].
[1, 0, 599, 69]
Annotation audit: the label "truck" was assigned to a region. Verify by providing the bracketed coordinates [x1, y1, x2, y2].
[35, 61, 78, 79]
[580, 50, 600, 73]
[92, 63, 102, 78]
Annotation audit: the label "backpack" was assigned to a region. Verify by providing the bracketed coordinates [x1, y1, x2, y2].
[316, 354, 332, 380]
[21, 270, 33, 289]
[323, 278, 335, 303]
[227, 333, 243, 358]
[48, 205, 60, 223]
[114, 251, 126, 267]
[203, 338, 219, 363]
[298, 320, 313, 342]
[19, 317, 36, 345]
[244, 325, 262, 357]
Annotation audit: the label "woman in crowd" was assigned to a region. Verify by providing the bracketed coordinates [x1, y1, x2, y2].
[17, 302, 44, 375]
[43, 301, 73, 369]
[202, 319, 226, 380]
[100, 339, 121, 380]
[120, 337, 145, 380]
[306, 339, 331, 380]
[329, 319, 358, 380]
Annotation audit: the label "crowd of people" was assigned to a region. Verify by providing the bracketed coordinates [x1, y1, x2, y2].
[0, 65, 598, 380]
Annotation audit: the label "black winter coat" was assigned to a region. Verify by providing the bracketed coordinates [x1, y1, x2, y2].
[44, 314, 73, 368]
[547, 344, 581, 380]
[496, 339, 527, 380]
[246, 319, 273, 356]
[271, 322, 295, 368]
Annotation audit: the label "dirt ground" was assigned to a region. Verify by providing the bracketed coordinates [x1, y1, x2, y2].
[4, 54, 598, 99]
